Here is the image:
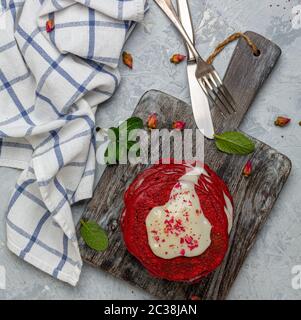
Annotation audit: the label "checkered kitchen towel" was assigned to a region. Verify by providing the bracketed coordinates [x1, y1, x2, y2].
[0, 0, 147, 286]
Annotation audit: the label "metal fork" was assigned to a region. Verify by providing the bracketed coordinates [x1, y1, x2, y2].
[154, 0, 237, 116]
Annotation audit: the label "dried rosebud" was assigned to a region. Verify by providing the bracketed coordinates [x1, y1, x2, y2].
[147, 113, 158, 129]
[172, 121, 186, 130]
[243, 160, 252, 177]
[122, 51, 133, 69]
[46, 19, 55, 33]
[170, 54, 186, 64]
[274, 116, 291, 127]
[190, 295, 201, 301]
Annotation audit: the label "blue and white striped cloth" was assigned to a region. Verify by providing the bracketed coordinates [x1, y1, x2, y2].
[0, 0, 147, 285]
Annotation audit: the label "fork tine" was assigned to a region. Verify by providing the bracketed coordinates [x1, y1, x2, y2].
[198, 77, 227, 116]
[198, 68, 237, 116]
[211, 71, 237, 112]
[211, 86, 233, 114]
[219, 84, 237, 112]
[197, 78, 209, 95]
[206, 89, 227, 118]
[201, 76, 234, 116]
[212, 70, 223, 85]
[209, 70, 236, 114]
[218, 86, 236, 113]
[205, 75, 235, 114]
[208, 72, 218, 88]
[203, 76, 213, 91]
[202, 78, 233, 116]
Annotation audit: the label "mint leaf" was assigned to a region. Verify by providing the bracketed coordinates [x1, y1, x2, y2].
[214, 132, 255, 155]
[125, 117, 144, 134]
[104, 117, 143, 164]
[118, 117, 144, 140]
[80, 220, 109, 252]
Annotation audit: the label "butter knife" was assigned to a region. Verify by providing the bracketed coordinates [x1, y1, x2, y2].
[177, 0, 214, 139]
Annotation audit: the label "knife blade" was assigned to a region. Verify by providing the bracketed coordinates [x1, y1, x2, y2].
[177, 0, 214, 139]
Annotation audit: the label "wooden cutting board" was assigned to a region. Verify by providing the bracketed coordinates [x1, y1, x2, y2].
[76, 32, 291, 299]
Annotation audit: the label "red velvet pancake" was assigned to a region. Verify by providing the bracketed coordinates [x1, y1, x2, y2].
[121, 161, 233, 282]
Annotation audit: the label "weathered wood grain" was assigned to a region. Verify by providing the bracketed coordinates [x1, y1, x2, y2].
[212, 31, 282, 133]
[77, 32, 291, 299]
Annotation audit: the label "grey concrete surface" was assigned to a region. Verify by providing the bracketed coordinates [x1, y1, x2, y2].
[1, 0, 301, 300]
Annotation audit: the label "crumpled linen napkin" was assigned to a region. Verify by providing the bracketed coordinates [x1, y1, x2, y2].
[0, 0, 146, 286]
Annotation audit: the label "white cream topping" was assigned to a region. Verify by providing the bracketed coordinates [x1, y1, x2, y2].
[223, 192, 233, 234]
[146, 166, 212, 259]
[145, 165, 234, 259]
